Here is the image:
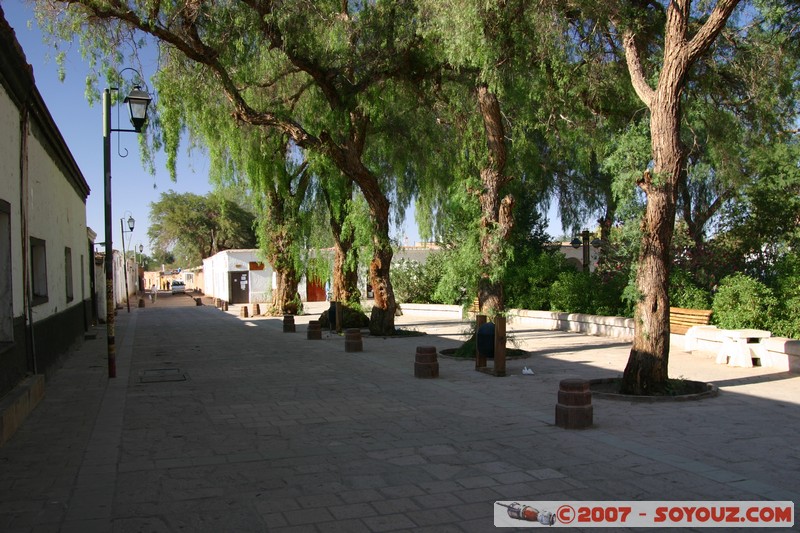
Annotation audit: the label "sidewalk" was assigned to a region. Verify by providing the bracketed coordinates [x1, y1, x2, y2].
[0, 295, 797, 532]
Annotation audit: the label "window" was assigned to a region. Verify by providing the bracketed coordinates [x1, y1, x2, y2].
[65, 247, 73, 302]
[30, 237, 47, 305]
[0, 200, 11, 342]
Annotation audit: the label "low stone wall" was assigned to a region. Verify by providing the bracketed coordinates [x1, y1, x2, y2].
[398, 303, 463, 319]
[508, 309, 635, 340]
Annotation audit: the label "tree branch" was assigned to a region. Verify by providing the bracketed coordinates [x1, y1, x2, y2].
[686, 0, 740, 63]
[621, 30, 655, 108]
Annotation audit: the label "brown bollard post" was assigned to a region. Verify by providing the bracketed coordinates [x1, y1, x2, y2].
[414, 346, 439, 378]
[239, 305, 248, 318]
[344, 328, 362, 352]
[283, 315, 296, 333]
[555, 379, 593, 429]
[493, 316, 507, 377]
[251, 303, 260, 317]
[214, 298, 221, 308]
[307, 320, 322, 340]
[223, 301, 229, 311]
[138, 298, 145, 308]
[194, 297, 202, 306]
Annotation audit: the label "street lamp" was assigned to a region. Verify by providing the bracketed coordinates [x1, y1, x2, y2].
[571, 229, 603, 273]
[120, 212, 135, 313]
[104, 69, 152, 378]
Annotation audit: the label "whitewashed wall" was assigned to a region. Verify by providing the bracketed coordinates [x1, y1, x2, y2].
[0, 83, 23, 319]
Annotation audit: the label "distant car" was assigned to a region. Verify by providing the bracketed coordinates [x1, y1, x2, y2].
[171, 281, 186, 294]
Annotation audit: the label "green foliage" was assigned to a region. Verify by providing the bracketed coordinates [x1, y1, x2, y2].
[767, 253, 800, 338]
[712, 273, 777, 330]
[669, 269, 712, 310]
[505, 250, 573, 311]
[148, 191, 256, 266]
[545, 264, 629, 317]
[549, 271, 594, 314]
[391, 253, 446, 305]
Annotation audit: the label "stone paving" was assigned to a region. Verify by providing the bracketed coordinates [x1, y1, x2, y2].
[0, 292, 798, 532]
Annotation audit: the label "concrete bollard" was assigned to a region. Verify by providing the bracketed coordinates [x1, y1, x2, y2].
[195, 297, 202, 306]
[240, 305, 248, 318]
[555, 378, 593, 429]
[283, 315, 296, 333]
[307, 320, 322, 340]
[251, 303, 260, 317]
[223, 301, 229, 311]
[214, 298, 221, 308]
[414, 345, 439, 378]
[138, 298, 145, 308]
[344, 328, 362, 352]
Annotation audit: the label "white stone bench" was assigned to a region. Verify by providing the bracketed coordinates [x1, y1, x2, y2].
[758, 337, 800, 372]
[685, 325, 799, 372]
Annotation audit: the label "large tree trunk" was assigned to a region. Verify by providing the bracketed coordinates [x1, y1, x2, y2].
[476, 85, 513, 317]
[323, 182, 360, 305]
[265, 227, 301, 316]
[618, 0, 739, 395]
[271, 267, 301, 315]
[321, 114, 397, 335]
[368, 208, 397, 336]
[332, 234, 359, 304]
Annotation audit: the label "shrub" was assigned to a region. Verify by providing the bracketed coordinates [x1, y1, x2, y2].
[767, 253, 800, 338]
[669, 268, 712, 309]
[505, 250, 573, 311]
[712, 273, 777, 330]
[549, 271, 593, 314]
[591, 270, 628, 317]
[391, 254, 444, 304]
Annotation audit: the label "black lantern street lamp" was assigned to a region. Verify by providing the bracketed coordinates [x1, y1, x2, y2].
[104, 69, 152, 378]
[120, 212, 135, 314]
[571, 229, 603, 273]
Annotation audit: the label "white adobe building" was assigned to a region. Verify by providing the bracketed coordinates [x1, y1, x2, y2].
[0, 11, 93, 443]
[202, 249, 275, 304]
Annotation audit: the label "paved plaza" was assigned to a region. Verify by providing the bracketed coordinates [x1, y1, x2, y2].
[1, 293, 798, 532]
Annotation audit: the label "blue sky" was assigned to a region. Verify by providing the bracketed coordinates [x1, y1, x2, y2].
[4, 1, 224, 258]
[4, 2, 567, 262]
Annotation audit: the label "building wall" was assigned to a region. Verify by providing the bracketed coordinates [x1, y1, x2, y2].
[25, 117, 90, 322]
[0, 14, 91, 399]
[0, 79, 23, 322]
[203, 250, 275, 303]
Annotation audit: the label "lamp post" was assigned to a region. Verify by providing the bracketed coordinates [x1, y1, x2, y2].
[571, 229, 603, 273]
[120, 213, 135, 313]
[104, 70, 152, 378]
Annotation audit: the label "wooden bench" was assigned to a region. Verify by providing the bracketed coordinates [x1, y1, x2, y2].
[669, 307, 713, 335]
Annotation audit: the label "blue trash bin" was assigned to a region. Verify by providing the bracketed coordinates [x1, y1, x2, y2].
[476, 322, 495, 359]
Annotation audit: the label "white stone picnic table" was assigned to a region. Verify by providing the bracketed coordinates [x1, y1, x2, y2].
[715, 328, 772, 367]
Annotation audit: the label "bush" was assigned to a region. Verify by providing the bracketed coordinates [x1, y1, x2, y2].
[712, 273, 777, 330]
[391, 254, 445, 304]
[767, 254, 800, 338]
[591, 269, 628, 317]
[669, 268, 712, 309]
[505, 250, 573, 311]
[549, 271, 594, 314]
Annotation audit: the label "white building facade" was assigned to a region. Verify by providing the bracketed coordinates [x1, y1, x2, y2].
[202, 249, 275, 304]
[0, 12, 92, 414]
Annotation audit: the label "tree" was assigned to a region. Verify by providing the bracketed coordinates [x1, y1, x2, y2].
[38, 0, 435, 335]
[148, 191, 256, 266]
[610, 0, 741, 394]
[416, 0, 563, 317]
